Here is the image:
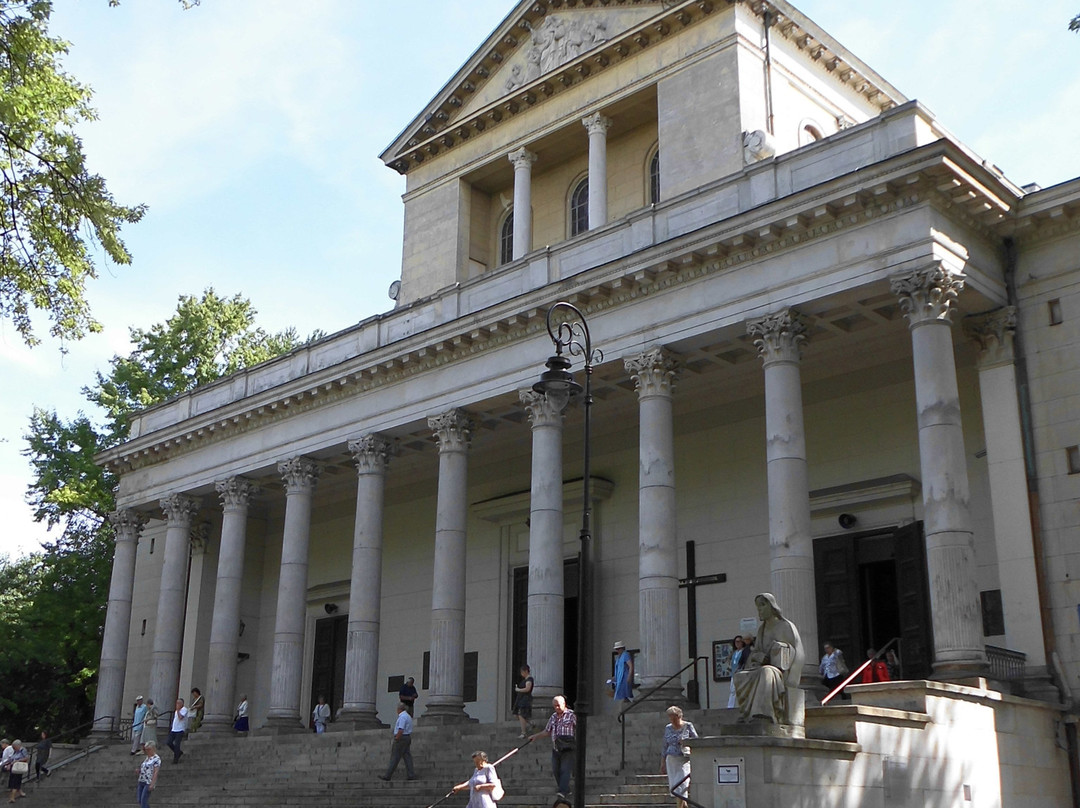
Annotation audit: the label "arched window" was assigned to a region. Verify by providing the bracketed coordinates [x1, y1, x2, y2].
[570, 177, 589, 237]
[648, 147, 660, 205]
[499, 209, 514, 265]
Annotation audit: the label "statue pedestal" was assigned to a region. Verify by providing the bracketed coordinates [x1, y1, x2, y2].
[690, 734, 857, 808]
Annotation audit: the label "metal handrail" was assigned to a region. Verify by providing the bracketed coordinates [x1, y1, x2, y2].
[669, 770, 709, 808]
[618, 656, 707, 770]
[821, 637, 901, 705]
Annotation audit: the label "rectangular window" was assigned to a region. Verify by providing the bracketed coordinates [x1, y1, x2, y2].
[387, 675, 404, 694]
[1067, 445, 1080, 475]
[980, 589, 1005, 636]
[1049, 299, 1063, 325]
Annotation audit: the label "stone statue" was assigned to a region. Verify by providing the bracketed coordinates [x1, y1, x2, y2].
[733, 593, 804, 725]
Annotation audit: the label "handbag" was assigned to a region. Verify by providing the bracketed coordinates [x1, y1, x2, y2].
[12, 761, 28, 775]
[554, 735, 576, 753]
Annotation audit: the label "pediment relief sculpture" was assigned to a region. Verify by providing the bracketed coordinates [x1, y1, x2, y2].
[504, 14, 609, 92]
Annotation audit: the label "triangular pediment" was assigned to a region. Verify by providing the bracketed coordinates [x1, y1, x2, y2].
[380, 0, 672, 171]
[456, 6, 658, 120]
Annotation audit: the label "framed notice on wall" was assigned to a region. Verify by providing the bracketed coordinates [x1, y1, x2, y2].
[713, 639, 735, 681]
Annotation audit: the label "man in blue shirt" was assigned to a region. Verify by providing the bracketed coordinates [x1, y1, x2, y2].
[398, 677, 418, 716]
[130, 696, 148, 755]
[379, 702, 416, 781]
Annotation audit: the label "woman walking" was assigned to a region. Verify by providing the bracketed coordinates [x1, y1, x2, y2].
[512, 664, 534, 738]
[451, 750, 503, 807]
[234, 695, 249, 733]
[141, 699, 159, 750]
[5, 740, 29, 803]
[659, 707, 698, 808]
[136, 741, 161, 808]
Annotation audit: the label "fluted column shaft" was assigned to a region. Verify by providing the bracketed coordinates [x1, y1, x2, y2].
[92, 509, 144, 734]
[748, 310, 818, 679]
[339, 435, 394, 727]
[892, 265, 985, 675]
[150, 494, 200, 728]
[965, 308, 1046, 669]
[267, 457, 321, 727]
[423, 409, 473, 723]
[521, 390, 569, 701]
[625, 348, 682, 694]
[583, 113, 611, 230]
[509, 148, 537, 260]
[203, 477, 258, 732]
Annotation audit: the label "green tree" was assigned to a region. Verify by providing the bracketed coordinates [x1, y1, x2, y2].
[0, 0, 145, 347]
[1072, 13, 1080, 32]
[3, 290, 312, 738]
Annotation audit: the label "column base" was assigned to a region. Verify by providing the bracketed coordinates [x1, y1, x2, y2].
[330, 709, 386, 731]
[256, 715, 308, 735]
[1021, 666, 1064, 703]
[200, 716, 237, 735]
[421, 702, 475, 725]
[930, 658, 990, 681]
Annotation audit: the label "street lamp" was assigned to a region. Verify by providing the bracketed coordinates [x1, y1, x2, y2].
[533, 301, 601, 808]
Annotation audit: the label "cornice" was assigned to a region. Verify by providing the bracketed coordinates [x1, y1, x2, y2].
[98, 141, 1017, 476]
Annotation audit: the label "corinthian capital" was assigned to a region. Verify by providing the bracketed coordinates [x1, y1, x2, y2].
[890, 264, 965, 326]
[582, 112, 612, 136]
[278, 456, 322, 494]
[160, 494, 200, 526]
[348, 434, 396, 475]
[508, 147, 537, 171]
[215, 476, 260, 510]
[624, 347, 681, 398]
[963, 307, 1017, 368]
[109, 509, 146, 543]
[519, 389, 569, 428]
[428, 409, 474, 453]
[747, 309, 807, 365]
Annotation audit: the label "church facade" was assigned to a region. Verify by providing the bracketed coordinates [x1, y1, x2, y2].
[93, 0, 1079, 793]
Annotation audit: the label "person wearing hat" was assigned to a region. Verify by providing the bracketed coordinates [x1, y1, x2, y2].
[131, 696, 149, 754]
[612, 641, 634, 703]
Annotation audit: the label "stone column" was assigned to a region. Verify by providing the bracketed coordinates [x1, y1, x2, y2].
[624, 347, 683, 697]
[338, 434, 395, 728]
[423, 409, 474, 723]
[202, 477, 259, 733]
[266, 456, 322, 728]
[892, 265, 985, 676]
[964, 308, 1048, 674]
[747, 310, 819, 680]
[582, 112, 611, 230]
[149, 494, 200, 728]
[509, 147, 537, 260]
[521, 389, 570, 701]
[92, 508, 145, 734]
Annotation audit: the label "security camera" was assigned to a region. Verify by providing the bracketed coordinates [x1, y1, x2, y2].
[838, 513, 857, 529]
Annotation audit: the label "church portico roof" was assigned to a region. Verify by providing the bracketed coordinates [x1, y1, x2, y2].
[99, 104, 1020, 494]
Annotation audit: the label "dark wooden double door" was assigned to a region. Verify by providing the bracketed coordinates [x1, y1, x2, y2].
[814, 522, 932, 680]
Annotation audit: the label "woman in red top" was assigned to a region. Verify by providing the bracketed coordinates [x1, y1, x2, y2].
[861, 649, 891, 683]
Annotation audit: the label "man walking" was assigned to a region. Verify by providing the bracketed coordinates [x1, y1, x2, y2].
[378, 703, 416, 781]
[529, 694, 577, 803]
[131, 696, 148, 755]
[166, 698, 189, 764]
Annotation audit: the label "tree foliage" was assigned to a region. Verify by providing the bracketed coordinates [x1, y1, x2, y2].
[0, 0, 146, 346]
[2, 289, 311, 739]
[1072, 13, 1080, 32]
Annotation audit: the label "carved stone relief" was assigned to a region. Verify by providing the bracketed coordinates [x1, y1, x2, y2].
[505, 14, 609, 92]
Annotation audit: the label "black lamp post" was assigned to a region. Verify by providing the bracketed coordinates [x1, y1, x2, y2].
[533, 301, 600, 808]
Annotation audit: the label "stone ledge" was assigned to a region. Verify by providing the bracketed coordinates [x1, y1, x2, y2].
[690, 733, 859, 757]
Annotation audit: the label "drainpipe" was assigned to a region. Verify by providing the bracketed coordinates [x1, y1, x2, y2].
[1004, 235, 1080, 807]
[762, 8, 775, 136]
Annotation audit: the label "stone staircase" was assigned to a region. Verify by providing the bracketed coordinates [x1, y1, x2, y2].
[24, 706, 731, 808]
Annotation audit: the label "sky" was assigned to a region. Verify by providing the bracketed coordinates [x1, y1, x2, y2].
[0, 0, 1077, 561]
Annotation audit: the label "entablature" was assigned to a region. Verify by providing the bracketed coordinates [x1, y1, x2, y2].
[100, 107, 1020, 478]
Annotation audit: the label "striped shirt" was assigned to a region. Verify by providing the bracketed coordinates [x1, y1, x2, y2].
[545, 707, 576, 747]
